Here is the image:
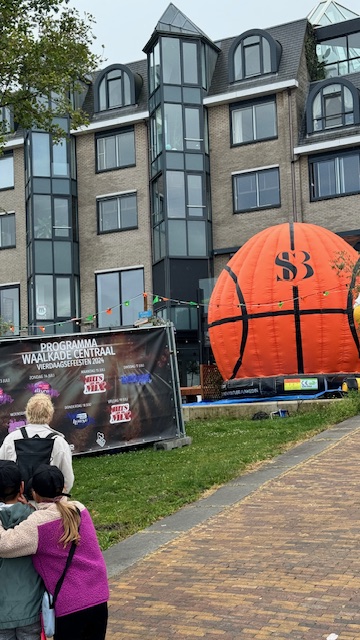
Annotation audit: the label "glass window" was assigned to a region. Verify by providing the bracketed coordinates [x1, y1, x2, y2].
[121, 269, 144, 325]
[33, 195, 52, 239]
[52, 139, 68, 177]
[0, 154, 14, 189]
[168, 220, 187, 255]
[317, 33, 360, 77]
[167, 171, 185, 218]
[233, 34, 273, 81]
[32, 133, 51, 177]
[0, 213, 15, 248]
[164, 104, 183, 151]
[0, 286, 20, 335]
[54, 199, 70, 237]
[185, 108, 201, 150]
[150, 107, 162, 161]
[312, 83, 354, 131]
[56, 277, 71, 317]
[150, 42, 160, 94]
[310, 152, 360, 200]
[231, 99, 277, 144]
[54, 242, 72, 273]
[152, 175, 164, 225]
[35, 275, 54, 319]
[187, 175, 203, 216]
[233, 167, 280, 212]
[96, 129, 135, 171]
[153, 221, 166, 262]
[97, 67, 132, 111]
[97, 268, 144, 328]
[188, 220, 207, 255]
[98, 193, 137, 233]
[34, 240, 53, 273]
[162, 37, 181, 85]
[183, 42, 198, 84]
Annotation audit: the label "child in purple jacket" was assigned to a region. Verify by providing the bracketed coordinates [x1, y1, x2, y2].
[0, 465, 109, 640]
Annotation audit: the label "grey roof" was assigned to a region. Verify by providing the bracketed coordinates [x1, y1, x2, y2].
[208, 18, 309, 97]
[156, 3, 211, 39]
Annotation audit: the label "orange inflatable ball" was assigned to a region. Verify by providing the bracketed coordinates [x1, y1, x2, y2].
[208, 222, 360, 382]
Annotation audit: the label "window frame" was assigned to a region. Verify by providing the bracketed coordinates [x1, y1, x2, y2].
[95, 127, 136, 173]
[232, 166, 281, 213]
[230, 96, 277, 146]
[309, 149, 360, 201]
[95, 267, 145, 328]
[229, 29, 281, 83]
[97, 191, 138, 235]
[306, 78, 360, 134]
[0, 212, 15, 249]
[0, 152, 14, 190]
[94, 64, 135, 112]
[0, 284, 20, 335]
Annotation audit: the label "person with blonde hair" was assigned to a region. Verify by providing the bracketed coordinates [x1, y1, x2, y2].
[0, 393, 74, 495]
[0, 464, 109, 640]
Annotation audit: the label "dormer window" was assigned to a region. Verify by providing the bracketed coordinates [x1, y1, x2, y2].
[94, 65, 142, 113]
[229, 30, 281, 82]
[306, 79, 359, 133]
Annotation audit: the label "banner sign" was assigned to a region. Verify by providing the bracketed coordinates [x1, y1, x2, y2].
[0, 325, 184, 455]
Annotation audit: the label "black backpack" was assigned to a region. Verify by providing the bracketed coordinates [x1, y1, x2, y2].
[14, 427, 57, 498]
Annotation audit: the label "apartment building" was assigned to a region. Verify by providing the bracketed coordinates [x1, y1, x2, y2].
[1, 0, 360, 385]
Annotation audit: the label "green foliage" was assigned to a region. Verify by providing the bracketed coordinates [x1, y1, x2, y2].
[0, 316, 11, 335]
[72, 396, 360, 550]
[0, 0, 100, 146]
[305, 25, 325, 81]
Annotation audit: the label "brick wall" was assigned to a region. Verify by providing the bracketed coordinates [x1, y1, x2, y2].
[76, 122, 152, 319]
[0, 146, 27, 329]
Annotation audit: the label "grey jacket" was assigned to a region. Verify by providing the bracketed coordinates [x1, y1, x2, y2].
[0, 502, 44, 629]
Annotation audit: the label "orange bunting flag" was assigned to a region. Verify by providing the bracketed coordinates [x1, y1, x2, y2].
[106, 308, 112, 315]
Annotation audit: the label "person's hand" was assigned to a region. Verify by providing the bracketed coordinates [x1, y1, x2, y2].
[17, 494, 28, 505]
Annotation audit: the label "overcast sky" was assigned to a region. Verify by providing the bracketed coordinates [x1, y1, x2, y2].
[71, 0, 360, 66]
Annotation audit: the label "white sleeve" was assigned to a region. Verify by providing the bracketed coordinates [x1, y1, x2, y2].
[52, 437, 74, 493]
[0, 435, 16, 462]
[0, 512, 39, 557]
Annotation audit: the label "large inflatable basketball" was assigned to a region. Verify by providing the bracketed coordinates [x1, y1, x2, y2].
[208, 223, 360, 397]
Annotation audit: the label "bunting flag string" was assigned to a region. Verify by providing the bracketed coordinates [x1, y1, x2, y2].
[6, 283, 358, 335]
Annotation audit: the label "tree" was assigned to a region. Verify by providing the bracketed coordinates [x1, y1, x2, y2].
[0, 0, 99, 146]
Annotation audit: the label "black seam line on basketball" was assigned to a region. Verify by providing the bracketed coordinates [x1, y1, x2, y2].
[224, 265, 249, 380]
[293, 285, 304, 374]
[347, 256, 360, 357]
[289, 222, 295, 251]
[207, 307, 348, 329]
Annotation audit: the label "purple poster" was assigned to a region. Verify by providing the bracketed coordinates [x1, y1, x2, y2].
[0, 325, 184, 455]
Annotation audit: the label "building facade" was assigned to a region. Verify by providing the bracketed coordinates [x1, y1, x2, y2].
[1, 0, 360, 385]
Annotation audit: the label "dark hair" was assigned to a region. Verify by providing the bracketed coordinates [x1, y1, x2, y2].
[31, 464, 80, 548]
[0, 460, 22, 502]
[31, 464, 64, 499]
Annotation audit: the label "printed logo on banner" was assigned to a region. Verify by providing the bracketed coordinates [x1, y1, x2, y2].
[27, 380, 60, 397]
[284, 378, 318, 391]
[96, 432, 106, 447]
[8, 419, 26, 433]
[83, 374, 107, 394]
[67, 412, 95, 429]
[120, 372, 151, 385]
[109, 403, 132, 424]
[0, 389, 13, 405]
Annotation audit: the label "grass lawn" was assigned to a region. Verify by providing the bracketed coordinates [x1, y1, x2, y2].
[72, 395, 360, 550]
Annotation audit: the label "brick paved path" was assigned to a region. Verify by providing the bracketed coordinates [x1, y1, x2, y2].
[107, 427, 360, 639]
